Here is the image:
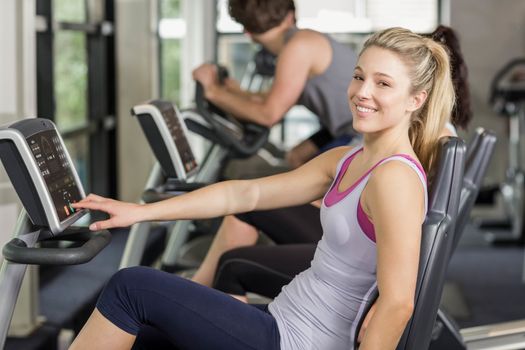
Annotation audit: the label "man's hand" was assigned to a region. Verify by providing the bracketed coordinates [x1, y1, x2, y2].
[286, 139, 319, 168]
[192, 63, 218, 91]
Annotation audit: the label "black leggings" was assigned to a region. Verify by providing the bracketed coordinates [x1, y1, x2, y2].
[213, 204, 321, 297]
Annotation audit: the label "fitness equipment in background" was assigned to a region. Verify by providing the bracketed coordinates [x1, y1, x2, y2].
[476, 58, 525, 245]
[120, 91, 269, 270]
[0, 118, 110, 349]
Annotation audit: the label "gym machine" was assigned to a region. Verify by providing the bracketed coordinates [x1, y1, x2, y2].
[120, 90, 269, 269]
[477, 59, 525, 245]
[0, 118, 110, 349]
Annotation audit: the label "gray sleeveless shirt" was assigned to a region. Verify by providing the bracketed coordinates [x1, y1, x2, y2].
[285, 28, 357, 138]
[268, 147, 428, 350]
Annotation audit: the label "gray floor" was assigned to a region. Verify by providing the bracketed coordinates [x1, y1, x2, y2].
[442, 223, 525, 328]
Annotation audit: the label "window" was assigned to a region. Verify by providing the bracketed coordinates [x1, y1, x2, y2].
[215, 0, 441, 148]
[36, 0, 116, 197]
[159, 0, 184, 104]
[54, 30, 88, 131]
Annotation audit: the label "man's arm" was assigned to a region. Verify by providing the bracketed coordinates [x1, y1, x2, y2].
[222, 78, 268, 101]
[195, 33, 323, 127]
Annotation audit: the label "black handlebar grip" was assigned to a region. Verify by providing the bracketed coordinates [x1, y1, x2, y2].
[3, 229, 111, 265]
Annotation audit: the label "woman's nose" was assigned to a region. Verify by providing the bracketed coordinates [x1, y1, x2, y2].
[356, 81, 372, 100]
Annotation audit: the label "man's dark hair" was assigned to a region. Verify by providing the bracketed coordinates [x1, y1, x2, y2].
[430, 25, 472, 129]
[228, 0, 295, 34]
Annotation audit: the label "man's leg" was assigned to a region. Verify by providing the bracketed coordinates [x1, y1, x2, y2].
[191, 215, 259, 286]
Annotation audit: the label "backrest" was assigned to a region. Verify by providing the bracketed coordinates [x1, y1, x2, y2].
[451, 128, 497, 253]
[353, 137, 466, 349]
[397, 136, 466, 349]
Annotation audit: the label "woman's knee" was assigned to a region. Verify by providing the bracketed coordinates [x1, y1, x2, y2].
[102, 266, 153, 300]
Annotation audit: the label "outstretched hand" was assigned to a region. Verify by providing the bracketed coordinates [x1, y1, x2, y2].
[72, 194, 144, 231]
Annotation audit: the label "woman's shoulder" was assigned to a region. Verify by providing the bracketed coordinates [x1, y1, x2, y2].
[367, 155, 427, 199]
[318, 145, 358, 175]
[364, 155, 428, 224]
[327, 145, 356, 159]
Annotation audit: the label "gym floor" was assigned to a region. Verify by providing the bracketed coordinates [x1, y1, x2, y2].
[442, 224, 525, 328]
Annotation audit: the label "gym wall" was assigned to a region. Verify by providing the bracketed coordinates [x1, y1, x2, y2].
[0, 0, 36, 249]
[451, 0, 525, 185]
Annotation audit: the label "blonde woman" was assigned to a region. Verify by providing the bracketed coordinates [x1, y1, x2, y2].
[70, 27, 454, 350]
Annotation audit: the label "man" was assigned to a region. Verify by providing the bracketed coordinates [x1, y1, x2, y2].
[193, 0, 357, 167]
[190, 0, 359, 288]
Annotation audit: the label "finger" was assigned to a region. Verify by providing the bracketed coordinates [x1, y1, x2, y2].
[85, 193, 106, 202]
[77, 195, 99, 205]
[89, 219, 117, 231]
[357, 328, 364, 343]
[72, 200, 110, 212]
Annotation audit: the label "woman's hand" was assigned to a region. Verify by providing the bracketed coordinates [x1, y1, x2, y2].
[358, 303, 377, 343]
[192, 63, 218, 91]
[72, 194, 144, 231]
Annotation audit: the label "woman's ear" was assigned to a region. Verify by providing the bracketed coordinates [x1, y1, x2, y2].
[408, 90, 428, 112]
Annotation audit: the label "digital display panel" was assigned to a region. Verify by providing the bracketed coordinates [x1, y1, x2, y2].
[160, 105, 198, 175]
[27, 129, 83, 222]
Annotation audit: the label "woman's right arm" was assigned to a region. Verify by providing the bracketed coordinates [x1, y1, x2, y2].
[73, 146, 349, 231]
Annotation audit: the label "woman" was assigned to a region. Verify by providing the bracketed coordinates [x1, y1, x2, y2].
[70, 27, 454, 350]
[209, 25, 473, 301]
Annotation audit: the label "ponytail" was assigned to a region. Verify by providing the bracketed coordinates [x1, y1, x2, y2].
[409, 38, 455, 174]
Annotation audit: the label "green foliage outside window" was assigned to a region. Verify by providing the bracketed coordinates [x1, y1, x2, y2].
[53, 0, 88, 131]
[160, 0, 182, 104]
[161, 0, 181, 18]
[52, 0, 89, 186]
[53, 0, 85, 22]
[161, 40, 182, 104]
[54, 31, 88, 131]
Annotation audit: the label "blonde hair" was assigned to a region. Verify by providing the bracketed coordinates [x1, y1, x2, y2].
[362, 27, 455, 174]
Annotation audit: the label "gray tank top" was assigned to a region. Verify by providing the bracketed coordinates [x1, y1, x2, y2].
[285, 28, 357, 138]
[268, 146, 428, 350]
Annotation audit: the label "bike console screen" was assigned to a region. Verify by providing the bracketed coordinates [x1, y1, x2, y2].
[27, 129, 83, 222]
[160, 105, 198, 175]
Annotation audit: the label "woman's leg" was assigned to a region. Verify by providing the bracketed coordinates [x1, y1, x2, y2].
[192, 215, 259, 286]
[71, 266, 280, 350]
[71, 308, 136, 350]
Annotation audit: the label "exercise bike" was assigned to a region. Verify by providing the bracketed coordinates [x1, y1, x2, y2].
[0, 118, 111, 349]
[476, 58, 525, 245]
[119, 67, 270, 270]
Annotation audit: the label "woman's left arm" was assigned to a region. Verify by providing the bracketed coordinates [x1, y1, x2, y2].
[358, 161, 426, 350]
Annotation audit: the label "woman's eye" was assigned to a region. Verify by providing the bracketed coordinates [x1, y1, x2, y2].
[353, 75, 363, 81]
[378, 81, 390, 87]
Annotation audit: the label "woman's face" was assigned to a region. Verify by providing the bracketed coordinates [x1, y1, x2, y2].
[347, 46, 425, 135]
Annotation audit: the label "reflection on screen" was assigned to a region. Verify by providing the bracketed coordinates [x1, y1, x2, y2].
[160, 105, 198, 174]
[28, 129, 83, 222]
